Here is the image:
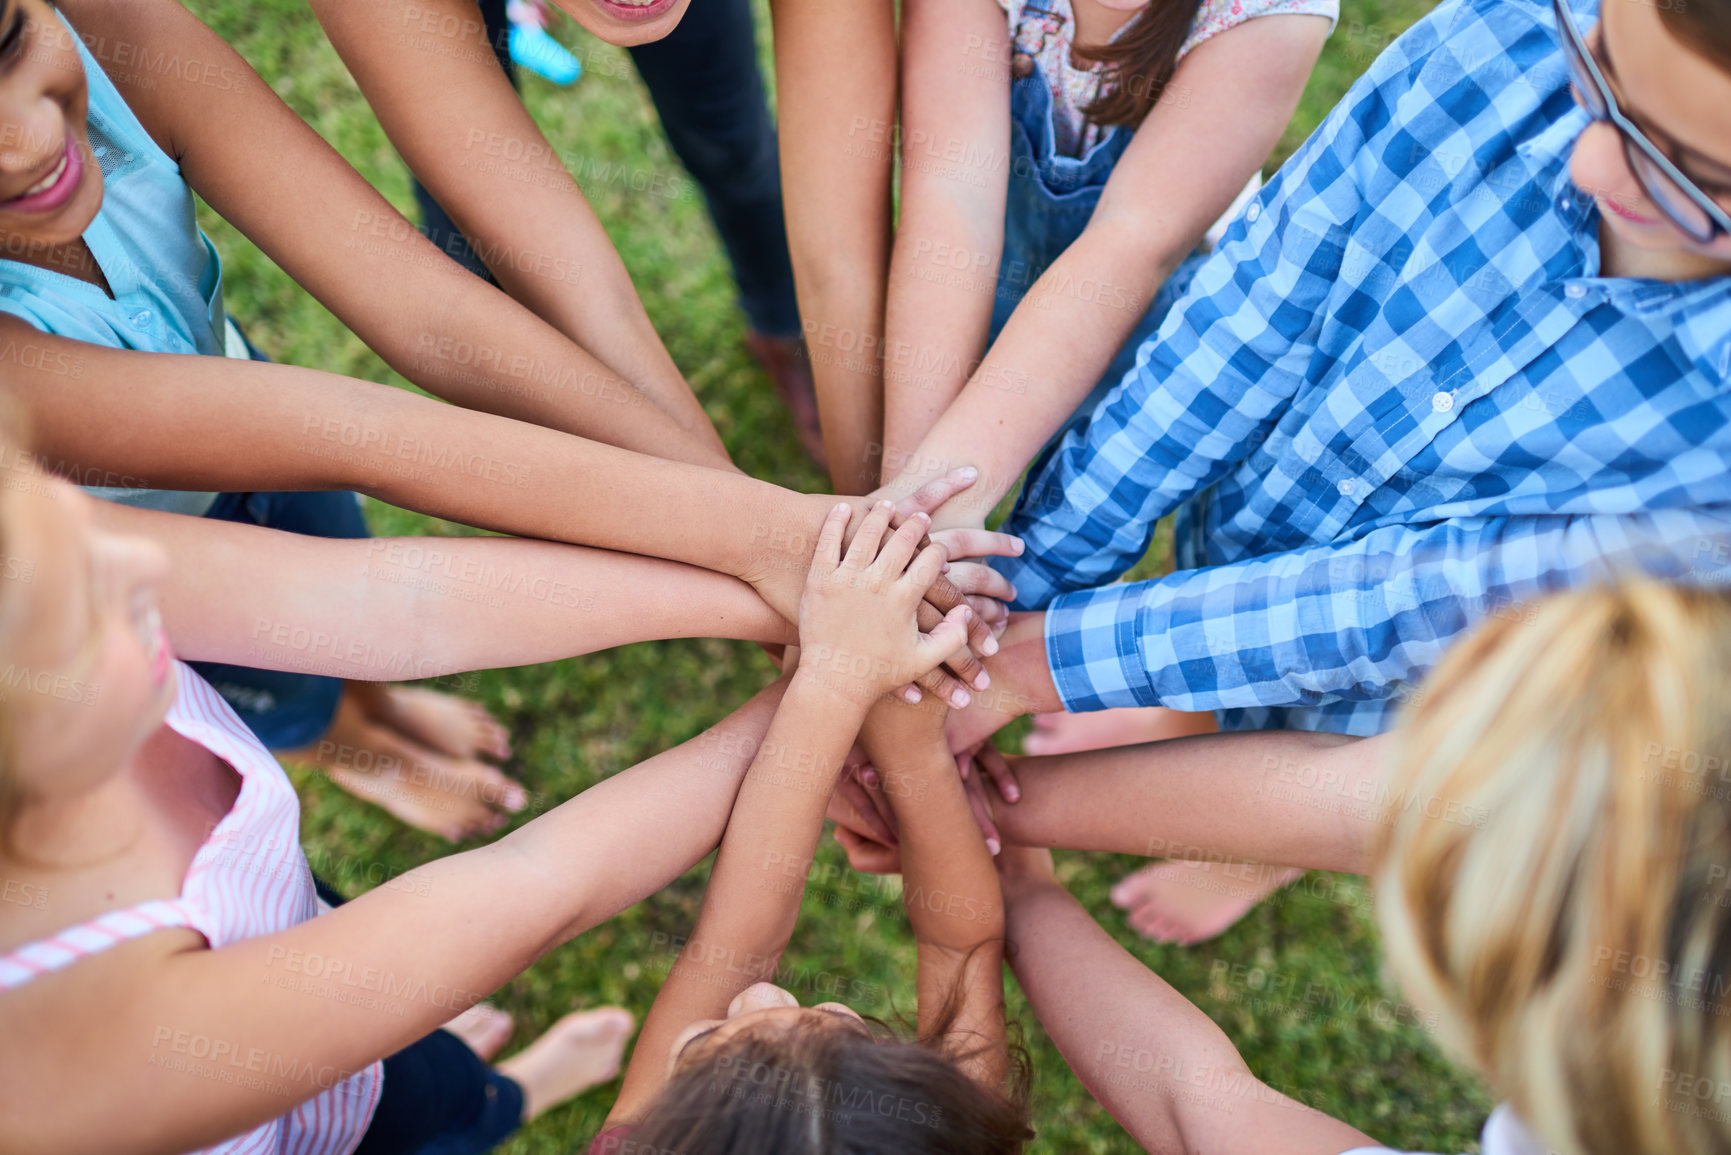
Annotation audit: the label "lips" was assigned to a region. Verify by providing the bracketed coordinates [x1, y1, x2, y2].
[592, 0, 678, 22]
[1599, 194, 1658, 226]
[1, 135, 83, 214]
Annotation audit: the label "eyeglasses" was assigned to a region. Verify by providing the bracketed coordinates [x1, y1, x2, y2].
[1552, 0, 1731, 244]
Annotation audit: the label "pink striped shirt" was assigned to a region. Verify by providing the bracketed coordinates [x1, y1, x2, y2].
[0, 663, 384, 1154]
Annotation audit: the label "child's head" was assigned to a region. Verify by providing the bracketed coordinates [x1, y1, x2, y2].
[543, 0, 690, 49]
[0, 0, 102, 255]
[1375, 582, 1731, 1155]
[1564, 0, 1731, 267]
[622, 981, 1031, 1154]
[0, 419, 175, 850]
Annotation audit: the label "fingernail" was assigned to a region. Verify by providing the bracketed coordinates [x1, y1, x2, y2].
[833, 502, 850, 513]
[982, 634, 999, 656]
[987, 837, 1001, 856]
[974, 671, 991, 690]
[941, 562, 951, 573]
[904, 686, 922, 703]
[1006, 786, 1021, 803]
[1007, 586, 1019, 602]
[960, 606, 973, 621]
[878, 500, 895, 511]
[915, 511, 930, 522]
[1015, 539, 1026, 554]
[952, 688, 972, 708]
[958, 467, 978, 480]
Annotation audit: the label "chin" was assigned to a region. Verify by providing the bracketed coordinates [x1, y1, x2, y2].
[553, 0, 689, 45]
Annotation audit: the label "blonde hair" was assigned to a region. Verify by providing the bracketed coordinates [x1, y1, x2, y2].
[1375, 582, 1731, 1155]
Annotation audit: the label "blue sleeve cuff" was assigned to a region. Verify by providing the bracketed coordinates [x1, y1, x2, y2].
[1043, 584, 1164, 713]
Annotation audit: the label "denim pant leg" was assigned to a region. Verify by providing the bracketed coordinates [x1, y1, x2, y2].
[627, 0, 799, 337]
[413, 0, 516, 280]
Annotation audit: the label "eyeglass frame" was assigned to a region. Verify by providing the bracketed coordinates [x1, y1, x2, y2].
[1551, 0, 1731, 245]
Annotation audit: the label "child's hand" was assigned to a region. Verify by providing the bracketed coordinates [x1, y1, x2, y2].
[797, 501, 973, 707]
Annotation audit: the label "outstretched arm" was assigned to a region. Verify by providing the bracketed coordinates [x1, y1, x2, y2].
[94, 502, 795, 675]
[0, 674, 793, 1155]
[859, 695, 1008, 1088]
[770, 0, 897, 492]
[999, 848, 1377, 1154]
[58, 0, 730, 468]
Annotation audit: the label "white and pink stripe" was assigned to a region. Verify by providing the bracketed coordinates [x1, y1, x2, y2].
[0, 663, 384, 1154]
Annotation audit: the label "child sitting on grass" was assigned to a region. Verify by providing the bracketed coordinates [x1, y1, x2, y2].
[0, 429, 970, 1153]
[0, 0, 1017, 835]
[594, 503, 1031, 1153]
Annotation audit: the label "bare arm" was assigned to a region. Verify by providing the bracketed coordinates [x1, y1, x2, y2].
[860, 697, 1007, 1088]
[999, 849, 1378, 1154]
[60, 0, 731, 468]
[883, 14, 1334, 524]
[93, 502, 795, 675]
[769, 0, 898, 492]
[0, 676, 793, 1155]
[992, 729, 1386, 875]
[879, 0, 1010, 480]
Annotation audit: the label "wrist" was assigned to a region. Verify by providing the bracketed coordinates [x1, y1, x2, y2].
[786, 667, 876, 726]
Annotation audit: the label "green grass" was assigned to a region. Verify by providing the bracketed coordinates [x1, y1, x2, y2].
[180, 2, 1493, 1151]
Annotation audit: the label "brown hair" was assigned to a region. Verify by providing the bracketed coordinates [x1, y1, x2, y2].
[620, 1001, 1033, 1154]
[1374, 582, 1731, 1155]
[1076, 1, 1206, 129]
[1660, 0, 1731, 74]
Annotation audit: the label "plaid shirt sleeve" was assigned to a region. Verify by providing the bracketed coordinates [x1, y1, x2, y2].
[995, 83, 1370, 609]
[1043, 509, 1731, 714]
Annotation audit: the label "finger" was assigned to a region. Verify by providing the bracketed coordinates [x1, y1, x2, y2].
[962, 771, 1002, 856]
[835, 826, 903, 875]
[917, 604, 975, 673]
[892, 466, 980, 520]
[976, 742, 1022, 805]
[843, 500, 897, 570]
[827, 772, 896, 846]
[941, 561, 1017, 603]
[871, 509, 930, 578]
[929, 526, 1025, 562]
[901, 541, 954, 597]
[813, 502, 851, 575]
[966, 595, 1009, 626]
[919, 599, 993, 683]
[916, 664, 971, 710]
[925, 572, 1002, 660]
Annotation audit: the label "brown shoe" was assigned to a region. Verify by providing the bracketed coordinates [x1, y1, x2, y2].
[745, 330, 829, 472]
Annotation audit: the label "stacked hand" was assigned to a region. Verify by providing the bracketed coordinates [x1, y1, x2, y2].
[827, 738, 1023, 874]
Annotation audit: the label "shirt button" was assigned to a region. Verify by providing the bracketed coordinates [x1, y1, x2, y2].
[1564, 283, 1588, 299]
[1246, 202, 1262, 224]
[1431, 392, 1454, 413]
[130, 309, 154, 329]
[1337, 478, 1357, 497]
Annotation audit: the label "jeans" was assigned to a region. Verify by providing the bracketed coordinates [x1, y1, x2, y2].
[415, 0, 800, 337]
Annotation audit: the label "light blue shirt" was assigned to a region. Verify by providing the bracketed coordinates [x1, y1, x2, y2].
[0, 14, 226, 515]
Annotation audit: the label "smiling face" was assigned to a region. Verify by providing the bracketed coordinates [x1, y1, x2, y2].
[0, 459, 175, 812]
[544, 0, 692, 48]
[665, 982, 870, 1076]
[1568, 0, 1731, 272]
[0, 0, 101, 254]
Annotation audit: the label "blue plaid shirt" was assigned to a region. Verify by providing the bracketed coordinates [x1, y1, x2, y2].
[996, 0, 1731, 736]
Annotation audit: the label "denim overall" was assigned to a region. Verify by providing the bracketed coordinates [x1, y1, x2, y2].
[991, 60, 1208, 451]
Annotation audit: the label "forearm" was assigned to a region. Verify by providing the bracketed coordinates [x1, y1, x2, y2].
[13, 339, 808, 579]
[614, 675, 868, 1115]
[770, 0, 896, 493]
[97, 505, 794, 674]
[886, 226, 1184, 522]
[947, 612, 1062, 752]
[1001, 877, 1370, 1154]
[996, 731, 1380, 873]
[880, 0, 1011, 479]
[303, 0, 726, 461]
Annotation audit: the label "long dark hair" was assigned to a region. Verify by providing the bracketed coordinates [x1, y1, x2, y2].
[1661, 0, 1731, 73]
[618, 990, 1033, 1154]
[1076, 0, 1206, 129]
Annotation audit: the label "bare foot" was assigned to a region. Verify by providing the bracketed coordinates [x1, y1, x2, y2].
[1023, 707, 1216, 756]
[498, 1007, 636, 1122]
[443, 1003, 516, 1061]
[288, 692, 528, 841]
[348, 682, 512, 762]
[1110, 860, 1303, 945]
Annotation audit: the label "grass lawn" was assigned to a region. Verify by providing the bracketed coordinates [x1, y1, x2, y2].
[181, 1, 1494, 1150]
